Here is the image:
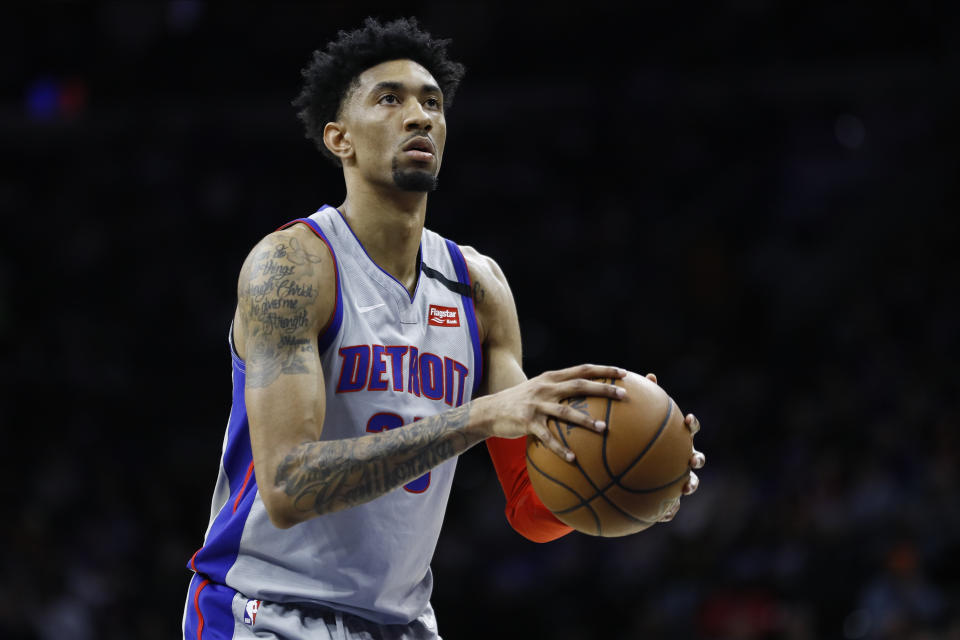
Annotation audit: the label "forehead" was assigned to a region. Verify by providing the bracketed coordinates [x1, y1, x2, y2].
[353, 59, 439, 94]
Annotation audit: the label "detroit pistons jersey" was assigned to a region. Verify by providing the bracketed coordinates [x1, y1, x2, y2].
[187, 205, 482, 625]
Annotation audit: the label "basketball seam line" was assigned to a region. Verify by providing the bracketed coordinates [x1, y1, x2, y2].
[550, 379, 656, 528]
[607, 395, 674, 488]
[525, 449, 602, 534]
[551, 392, 676, 524]
[553, 409, 615, 523]
[551, 469, 689, 512]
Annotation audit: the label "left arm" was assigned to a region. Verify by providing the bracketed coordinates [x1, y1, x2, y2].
[463, 248, 706, 538]
[463, 247, 575, 542]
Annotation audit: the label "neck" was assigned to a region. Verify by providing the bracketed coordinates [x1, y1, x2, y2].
[337, 182, 428, 295]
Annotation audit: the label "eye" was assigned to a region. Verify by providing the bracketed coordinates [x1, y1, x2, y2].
[425, 97, 441, 109]
[378, 93, 400, 105]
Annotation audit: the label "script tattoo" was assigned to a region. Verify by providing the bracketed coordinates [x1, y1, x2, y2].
[241, 235, 323, 388]
[275, 404, 478, 515]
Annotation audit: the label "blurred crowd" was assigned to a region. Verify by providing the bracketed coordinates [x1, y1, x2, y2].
[1, 2, 956, 639]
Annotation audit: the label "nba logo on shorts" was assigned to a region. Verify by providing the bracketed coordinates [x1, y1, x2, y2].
[244, 599, 261, 625]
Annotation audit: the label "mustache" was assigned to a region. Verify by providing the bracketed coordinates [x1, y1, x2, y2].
[401, 131, 435, 146]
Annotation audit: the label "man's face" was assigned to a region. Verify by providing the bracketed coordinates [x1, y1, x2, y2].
[339, 59, 447, 192]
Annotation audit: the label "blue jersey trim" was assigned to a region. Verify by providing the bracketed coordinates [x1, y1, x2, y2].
[188, 210, 343, 586]
[228, 321, 245, 372]
[188, 363, 258, 585]
[444, 239, 483, 396]
[183, 573, 237, 640]
[277, 212, 344, 354]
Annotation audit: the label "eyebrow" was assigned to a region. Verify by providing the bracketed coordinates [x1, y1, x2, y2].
[369, 81, 442, 96]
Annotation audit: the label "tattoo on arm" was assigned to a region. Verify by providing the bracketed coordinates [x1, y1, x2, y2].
[240, 235, 324, 388]
[274, 404, 478, 515]
[472, 280, 485, 303]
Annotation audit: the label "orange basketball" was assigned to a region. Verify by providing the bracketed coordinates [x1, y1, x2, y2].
[526, 371, 693, 537]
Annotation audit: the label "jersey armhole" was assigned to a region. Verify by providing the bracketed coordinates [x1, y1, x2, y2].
[228, 320, 246, 371]
[443, 239, 483, 396]
[276, 216, 344, 353]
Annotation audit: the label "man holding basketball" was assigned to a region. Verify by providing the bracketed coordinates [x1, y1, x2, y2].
[184, 17, 705, 640]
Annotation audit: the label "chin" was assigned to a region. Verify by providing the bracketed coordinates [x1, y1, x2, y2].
[391, 165, 438, 192]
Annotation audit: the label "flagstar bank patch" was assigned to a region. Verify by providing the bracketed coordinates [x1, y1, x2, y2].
[428, 305, 460, 327]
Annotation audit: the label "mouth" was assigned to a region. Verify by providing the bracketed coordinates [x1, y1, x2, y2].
[401, 136, 436, 162]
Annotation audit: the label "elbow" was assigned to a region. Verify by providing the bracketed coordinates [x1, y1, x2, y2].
[268, 511, 298, 530]
[504, 502, 573, 544]
[261, 491, 301, 529]
[506, 516, 567, 543]
[262, 487, 337, 528]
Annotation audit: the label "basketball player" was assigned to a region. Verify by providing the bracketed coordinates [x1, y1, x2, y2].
[183, 17, 705, 640]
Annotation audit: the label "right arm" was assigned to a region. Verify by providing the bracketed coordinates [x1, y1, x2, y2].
[237, 226, 623, 528]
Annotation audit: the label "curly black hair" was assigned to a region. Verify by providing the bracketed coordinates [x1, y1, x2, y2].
[293, 16, 466, 166]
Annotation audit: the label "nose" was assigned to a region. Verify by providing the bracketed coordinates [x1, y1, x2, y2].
[402, 101, 432, 132]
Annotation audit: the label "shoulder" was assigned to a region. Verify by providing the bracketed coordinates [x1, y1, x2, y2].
[240, 223, 336, 281]
[234, 222, 338, 358]
[459, 242, 500, 282]
[459, 245, 517, 344]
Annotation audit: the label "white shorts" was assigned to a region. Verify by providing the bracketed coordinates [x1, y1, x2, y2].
[183, 573, 442, 640]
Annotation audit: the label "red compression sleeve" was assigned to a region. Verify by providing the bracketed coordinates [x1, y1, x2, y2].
[486, 436, 574, 543]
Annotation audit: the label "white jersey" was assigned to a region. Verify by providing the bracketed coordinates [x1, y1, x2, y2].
[188, 205, 483, 625]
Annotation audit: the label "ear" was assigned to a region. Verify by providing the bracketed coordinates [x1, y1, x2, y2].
[322, 121, 353, 162]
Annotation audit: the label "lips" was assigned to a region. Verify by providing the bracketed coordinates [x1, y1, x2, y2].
[402, 136, 436, 159]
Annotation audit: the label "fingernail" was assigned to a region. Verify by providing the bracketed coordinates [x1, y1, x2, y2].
[595, 420, 606, 431]
[616, 387, 626, 398]
[618, 368, 627, 376]
[566, 451, 575, 461]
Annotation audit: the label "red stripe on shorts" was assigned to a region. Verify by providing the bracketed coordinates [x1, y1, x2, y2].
[233, 461, 255, 513]
[194, 578, 210, 640]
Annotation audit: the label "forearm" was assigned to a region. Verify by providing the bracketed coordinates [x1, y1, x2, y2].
[479, 347, 573, 541]
[486, 435, 573, 542]
[271, 403, 484, 525]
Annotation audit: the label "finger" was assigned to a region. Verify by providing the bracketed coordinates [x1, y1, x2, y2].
[682, 471, 700, 495]
[553, 379, 625, 402]
[658, 499, 680, 522]
[531, 422, 575, 462]
[684, 413, 701, 436]
[541, 401, 606, 433]
[645, 372, 658, 384]
[548, 364, 627, 382]
[690, 449, 705, 469]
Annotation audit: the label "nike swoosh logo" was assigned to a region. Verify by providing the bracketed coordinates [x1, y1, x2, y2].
[357, 303, 386, 313]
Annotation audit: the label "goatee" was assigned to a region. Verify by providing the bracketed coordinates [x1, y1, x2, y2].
[392, 158, 438, 192]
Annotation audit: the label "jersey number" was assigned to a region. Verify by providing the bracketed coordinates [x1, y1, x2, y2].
[366, 413, 431, 493]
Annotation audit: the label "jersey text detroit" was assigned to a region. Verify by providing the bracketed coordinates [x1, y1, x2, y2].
[336, 344, 470, 407]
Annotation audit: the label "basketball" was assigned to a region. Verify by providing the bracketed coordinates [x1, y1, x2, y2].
[525, 371, 693, 537]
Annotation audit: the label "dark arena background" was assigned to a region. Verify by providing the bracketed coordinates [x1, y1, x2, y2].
[2, 2, 957, 639]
